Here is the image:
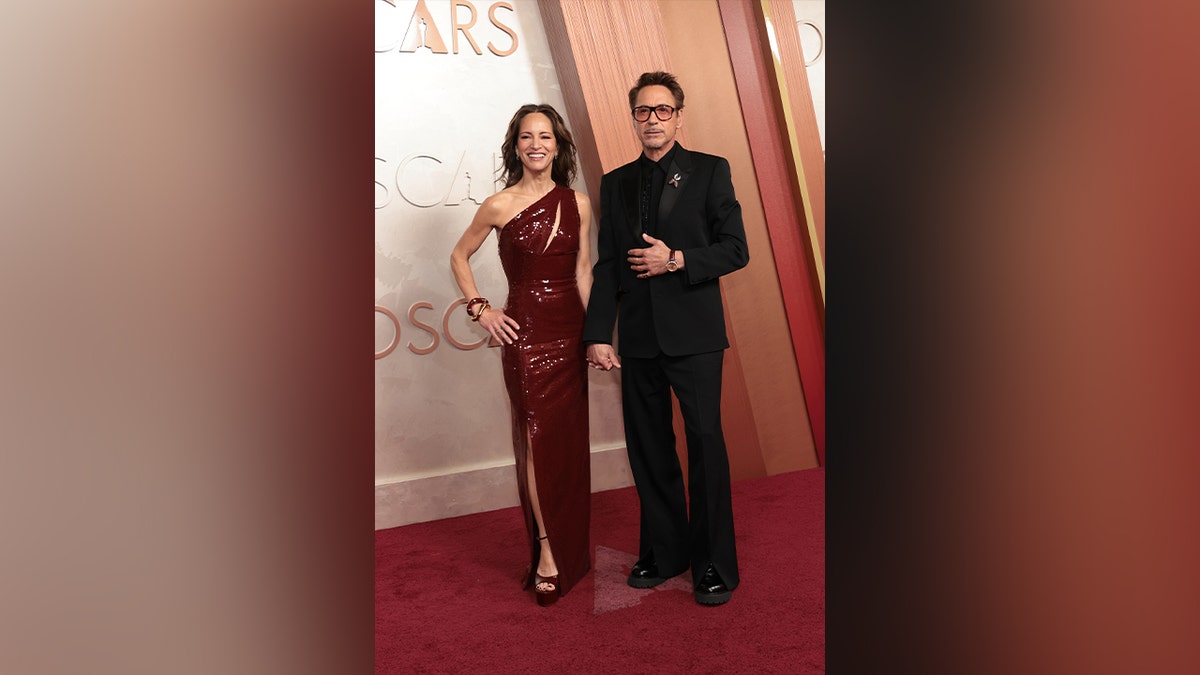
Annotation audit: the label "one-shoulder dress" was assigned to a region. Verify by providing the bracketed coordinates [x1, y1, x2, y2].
[497, 184, 590, 596]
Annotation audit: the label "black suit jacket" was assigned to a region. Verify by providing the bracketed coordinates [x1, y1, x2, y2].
[583, 145, 749, 357]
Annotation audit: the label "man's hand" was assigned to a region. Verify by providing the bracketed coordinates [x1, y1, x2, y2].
[628, 233, 672, 279]
[586, 343, 621, 371]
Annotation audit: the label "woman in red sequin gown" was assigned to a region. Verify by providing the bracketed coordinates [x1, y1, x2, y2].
[450, 104, 593, 604]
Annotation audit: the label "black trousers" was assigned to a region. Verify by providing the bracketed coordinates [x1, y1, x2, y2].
[621, 350, 739, 589]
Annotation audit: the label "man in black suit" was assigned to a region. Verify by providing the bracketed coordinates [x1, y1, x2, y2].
[584, 71, 749, 605]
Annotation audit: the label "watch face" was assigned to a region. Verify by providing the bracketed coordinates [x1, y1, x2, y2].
[666, 260, 678, 272]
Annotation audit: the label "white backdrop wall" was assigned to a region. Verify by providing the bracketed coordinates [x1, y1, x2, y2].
[374, 0, 629, 529]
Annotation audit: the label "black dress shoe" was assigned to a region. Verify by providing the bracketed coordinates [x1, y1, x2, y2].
[694, 564, 732, 605]
[628, 551, 673, 588]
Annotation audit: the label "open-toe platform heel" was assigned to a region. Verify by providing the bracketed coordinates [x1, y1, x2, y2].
[533, 535, 559, 606]
[534, 573, 559, 606]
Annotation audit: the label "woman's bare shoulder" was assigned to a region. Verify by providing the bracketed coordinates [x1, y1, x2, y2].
[477, 188, 518, 224]
[486, 186, 546, 228]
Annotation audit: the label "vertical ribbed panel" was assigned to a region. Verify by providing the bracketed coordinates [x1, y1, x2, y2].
[552, 0, 680, 173]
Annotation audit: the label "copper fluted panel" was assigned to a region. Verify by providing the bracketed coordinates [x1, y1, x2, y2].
[553, 0, 681, 172]
[538, 2, 604, 204]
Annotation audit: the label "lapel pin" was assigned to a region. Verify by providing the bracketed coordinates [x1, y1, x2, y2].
[668, 172, 681, 188]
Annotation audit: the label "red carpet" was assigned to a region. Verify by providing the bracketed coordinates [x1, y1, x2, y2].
[376, 467, 824, 673]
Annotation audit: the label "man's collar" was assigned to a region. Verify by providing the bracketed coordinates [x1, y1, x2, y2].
[641, 143, 680, 169]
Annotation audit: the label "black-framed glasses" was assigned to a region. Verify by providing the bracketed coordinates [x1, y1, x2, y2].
[632, 105, 678, 122]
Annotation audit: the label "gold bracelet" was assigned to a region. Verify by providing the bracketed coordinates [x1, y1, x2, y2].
[470, 302, 491, 322]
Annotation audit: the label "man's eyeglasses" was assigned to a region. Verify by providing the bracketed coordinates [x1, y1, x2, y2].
[632, 105, 678, 122]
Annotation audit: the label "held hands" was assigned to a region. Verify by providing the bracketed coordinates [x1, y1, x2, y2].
[586, 343, 621, 371]
[478, 307, 520, 345]
[628, 233, 672, 279]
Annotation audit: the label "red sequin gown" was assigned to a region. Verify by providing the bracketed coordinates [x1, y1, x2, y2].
[497, 185, 590, 596]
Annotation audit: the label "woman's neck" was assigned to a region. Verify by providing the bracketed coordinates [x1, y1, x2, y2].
[518, 168, 556, 195]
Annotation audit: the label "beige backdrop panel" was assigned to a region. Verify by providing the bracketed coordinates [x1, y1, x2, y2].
[374, 0, 628, 529]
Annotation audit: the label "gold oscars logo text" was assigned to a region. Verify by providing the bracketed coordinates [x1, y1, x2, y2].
[375, 153, 502, 210]
[376, 301, 501, 359]
[376, 149, 505, 359]
[377, 0, 518, 57]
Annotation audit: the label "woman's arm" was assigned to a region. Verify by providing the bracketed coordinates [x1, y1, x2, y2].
[574, 191, 594, 309]
[449, 197, 520, 344]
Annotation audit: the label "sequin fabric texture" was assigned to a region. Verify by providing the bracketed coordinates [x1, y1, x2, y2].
[496, 185, 591, 596]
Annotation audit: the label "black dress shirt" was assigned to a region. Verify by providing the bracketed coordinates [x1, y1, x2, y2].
[638, 143, 680, 238]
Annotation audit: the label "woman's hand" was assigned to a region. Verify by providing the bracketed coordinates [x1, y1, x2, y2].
[586, 343, 621, 370]
[478, 307, 520, 345]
